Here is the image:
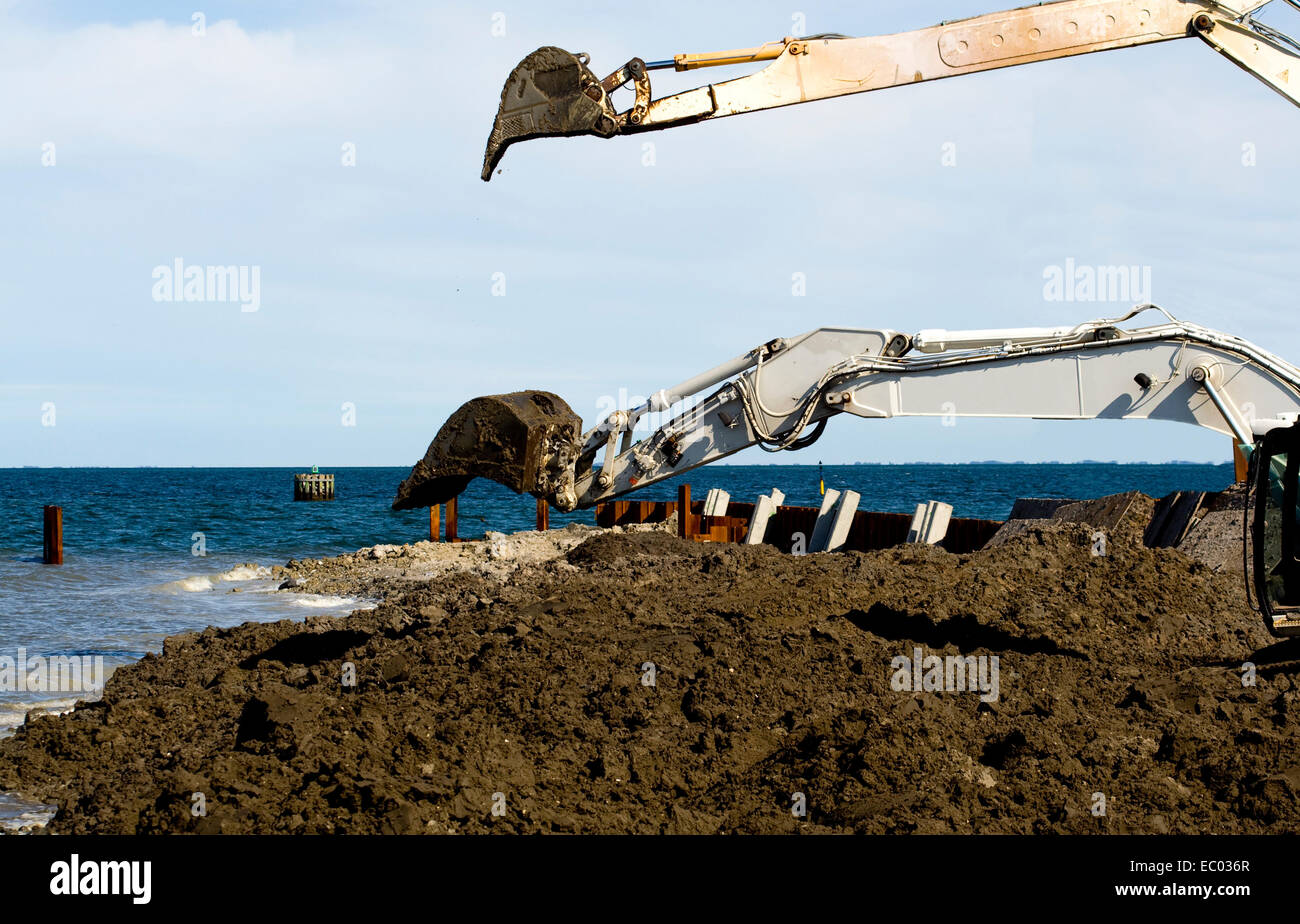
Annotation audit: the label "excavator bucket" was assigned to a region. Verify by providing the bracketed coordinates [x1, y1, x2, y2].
[393, 391, 583, 512]
[482, 46, 619, 181]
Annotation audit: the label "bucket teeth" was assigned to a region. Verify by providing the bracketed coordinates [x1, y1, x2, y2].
[482, 46, 619, 181]
[393, 391, 582, 511]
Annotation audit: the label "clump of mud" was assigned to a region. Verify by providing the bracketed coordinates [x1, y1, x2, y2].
[2, 521, 1298, 834]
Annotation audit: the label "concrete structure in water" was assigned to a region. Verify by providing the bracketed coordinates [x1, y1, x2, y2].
[294, 472, 335, 501]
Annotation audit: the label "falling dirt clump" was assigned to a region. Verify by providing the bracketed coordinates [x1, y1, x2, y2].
[1, 520, 1296, 834]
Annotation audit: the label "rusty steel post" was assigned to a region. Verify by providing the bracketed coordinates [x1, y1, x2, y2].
[430, 504, 441, 542]
[446, 496, 459, 543]
[43, 505, 63, 565]
[678, 483, 691, 540]
[536, 497, 549, 531]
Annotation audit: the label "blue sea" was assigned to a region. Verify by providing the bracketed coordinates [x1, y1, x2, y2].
[0, 463, 1233, 827]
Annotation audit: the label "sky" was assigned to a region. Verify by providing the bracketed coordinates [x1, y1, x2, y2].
[1, 0, 1298, 467]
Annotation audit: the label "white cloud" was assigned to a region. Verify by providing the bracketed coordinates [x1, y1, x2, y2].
[0, 17, 424, 163]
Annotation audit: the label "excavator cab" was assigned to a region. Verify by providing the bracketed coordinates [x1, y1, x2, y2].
[1252, 421, 1300, 636]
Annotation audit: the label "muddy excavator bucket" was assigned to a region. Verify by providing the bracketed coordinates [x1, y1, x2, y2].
[393, 391, 583, 512]
[482, 46, 619, 181]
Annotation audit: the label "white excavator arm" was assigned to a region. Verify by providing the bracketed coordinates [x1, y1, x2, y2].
[569, 305, 1300, 508]
[392, 305, 1300, 635]
[432, 0, 1300, 632]
[483, 0, 1300, 178]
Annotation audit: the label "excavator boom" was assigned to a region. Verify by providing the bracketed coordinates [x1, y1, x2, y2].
[483, 0, 1297, 179]
[397, 305, 1300, 508]
[447, 0, 1300, 635]
[395, 306, 1300, 635]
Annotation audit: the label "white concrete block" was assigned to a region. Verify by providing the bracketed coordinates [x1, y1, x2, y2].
[809, 489, 841, 553]
[745, 489, 786, 545]
[824, 489, 860, 552]
[703, 488, 731, 517]
[907, 500, 954, 544]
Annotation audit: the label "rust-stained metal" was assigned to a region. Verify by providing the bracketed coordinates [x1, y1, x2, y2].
[677, 483, 692, 539]
[43, 505, 63, 565]
[600, 57, 652, 125]
[593, 491, 1002, 553]
[393, 391, 583, 511]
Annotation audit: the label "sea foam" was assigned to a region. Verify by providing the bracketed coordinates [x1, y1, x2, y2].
[216, 564, 271, 582]
[290, 595, 362, 609]
[161, 563, 271, 593]
[162, 576, 214, 593]
[0, 696, 81, 733]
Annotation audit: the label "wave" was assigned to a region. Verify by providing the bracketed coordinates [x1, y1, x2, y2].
[0, 792, 56, 833]
[216, 563, 271, 582]
[290, 595, 363, 609]
[0, 696, 82, 733]
[160, 562, 272, 593]
[162, 575, 214, 593]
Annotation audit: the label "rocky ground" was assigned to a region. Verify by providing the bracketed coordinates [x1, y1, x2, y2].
[3, 508, 1299, 834]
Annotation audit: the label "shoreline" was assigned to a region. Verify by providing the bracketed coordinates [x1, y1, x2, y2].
[0, 522, 629, 834]
[3, 500, 1296, 834]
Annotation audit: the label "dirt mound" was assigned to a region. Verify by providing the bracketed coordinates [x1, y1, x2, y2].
[986, 490, 1155, 549]
[565, 529, 704, 567]
[2, 524, 1296, 834]
[1177, 484, 1252, 574]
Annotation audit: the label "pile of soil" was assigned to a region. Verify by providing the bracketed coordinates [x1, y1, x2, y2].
[1179, 483, 1251, 574]
[3, 521, 1299, 834]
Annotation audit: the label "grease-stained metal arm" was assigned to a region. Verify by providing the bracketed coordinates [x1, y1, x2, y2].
[1194, 7, 1300, 106]
[634, 0, 1232, 129]
[572, 307, 1300, 508]
[482, 0, 1297, 178]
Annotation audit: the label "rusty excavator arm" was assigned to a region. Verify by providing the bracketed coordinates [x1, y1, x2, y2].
[482, 0, 1300, 179]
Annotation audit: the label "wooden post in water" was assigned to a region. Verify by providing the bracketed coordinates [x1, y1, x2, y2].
[429, 504, 441, 542]
[678, 483, 692, 540]
[43, 506, 63, 565]
[446, 496, 459, 543]
[536, 497, 549, 532]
